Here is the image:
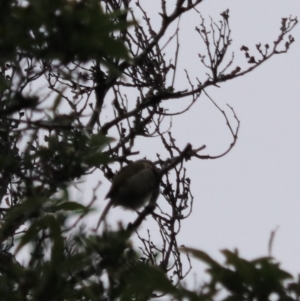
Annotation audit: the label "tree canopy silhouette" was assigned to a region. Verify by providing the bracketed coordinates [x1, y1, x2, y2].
[0, 1, 298, 300]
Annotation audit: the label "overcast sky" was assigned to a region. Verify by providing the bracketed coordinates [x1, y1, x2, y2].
[84, 0, 300, 282]
[173, 0, 300, 276]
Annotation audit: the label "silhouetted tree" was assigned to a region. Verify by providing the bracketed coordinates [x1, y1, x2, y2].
[0, 1, 298, 300]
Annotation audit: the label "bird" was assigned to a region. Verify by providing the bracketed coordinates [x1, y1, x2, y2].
[95, 159, 161, 230]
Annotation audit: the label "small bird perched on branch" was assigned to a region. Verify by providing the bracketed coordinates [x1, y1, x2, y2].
[96, 160, 161, 230]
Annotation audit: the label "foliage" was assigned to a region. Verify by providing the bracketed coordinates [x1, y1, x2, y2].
[0, 0, 131, 64]
[0, 0, 298, 300]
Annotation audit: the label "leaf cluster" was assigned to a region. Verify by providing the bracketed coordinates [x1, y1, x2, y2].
[0, 0, 131, 64]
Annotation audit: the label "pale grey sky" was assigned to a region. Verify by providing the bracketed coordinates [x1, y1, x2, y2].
[172, 0, 300, 275]
[87, 0, 300, 280]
